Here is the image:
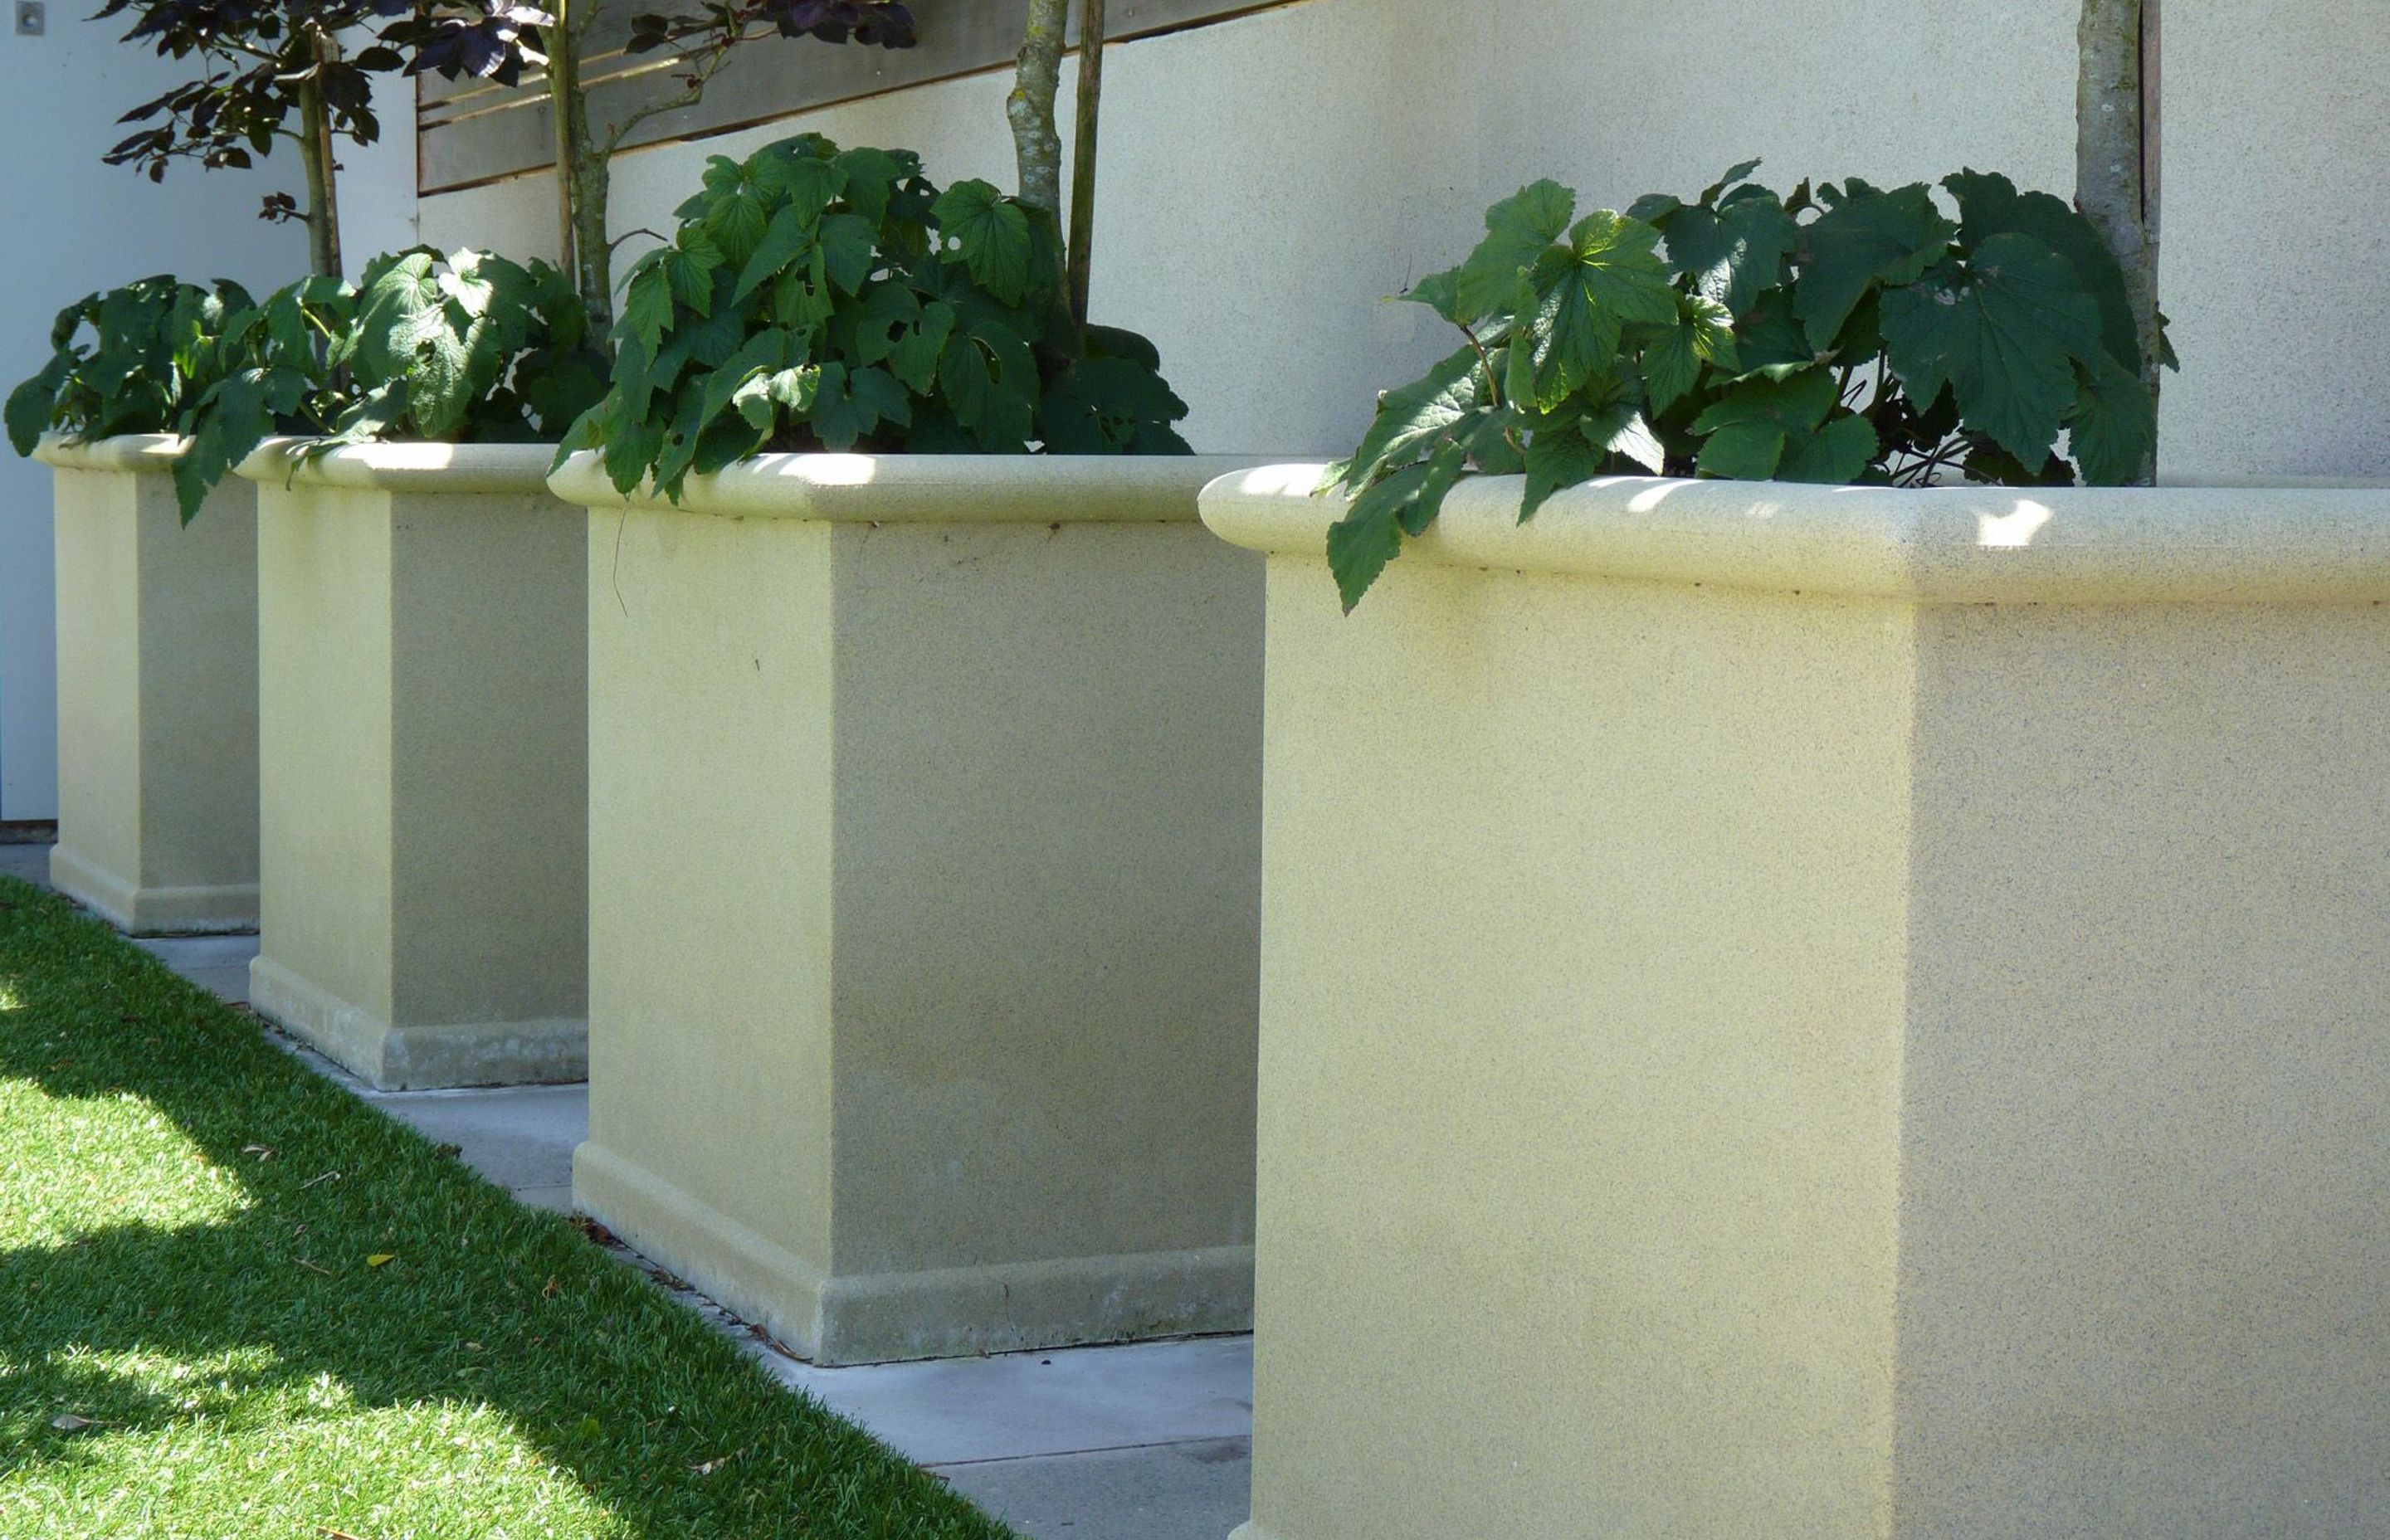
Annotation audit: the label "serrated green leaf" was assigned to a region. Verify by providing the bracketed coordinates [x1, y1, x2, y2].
[1700, 158, 1764, 205]
[1527, 211, 1675, 408]
[1795, 182, 1957, 350]
[1692, 367, 1839, 480]
[1880, 232, 2100, 465]
[888, 300, 955, 395]
[1641, 292, 1739, 413]
[1777, 412, 1878, 482]
[1661, 191, 1797, 317]
[1945, 168, 2141, 375]
[809, 361, 911, 450]
[1401, 266, 1466, 325]
[622, 264, 675, 358]
[1451, 181, 1577, 320]
[817, 213, 879, 295]
[1521, 431, 1601, 522]
[2065, 353, 2153, 485]
[734, 207, 808, 302]
[930, 181, 1032, 305]
[834, 146, 904, 224]
[1331, 343, 1487, 492]
[1585, 402, 1666, 474]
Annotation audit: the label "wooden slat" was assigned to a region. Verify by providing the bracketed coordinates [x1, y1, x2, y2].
[417, 0, 1280, 195]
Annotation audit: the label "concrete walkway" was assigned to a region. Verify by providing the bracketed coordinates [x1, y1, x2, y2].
[3, 842, 1252, 1540]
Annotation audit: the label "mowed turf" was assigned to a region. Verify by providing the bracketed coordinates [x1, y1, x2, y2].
[0, 877, 1014, 1539]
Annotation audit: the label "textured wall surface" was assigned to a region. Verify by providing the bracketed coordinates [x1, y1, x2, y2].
[422, 0, 2385, 480]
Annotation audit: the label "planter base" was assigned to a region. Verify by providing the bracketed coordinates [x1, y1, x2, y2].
[50, 843, 258, 935]
[250, 953, 587, 1091]
[40, 436, 260, 936]
[574, 1139, 1254, 1366]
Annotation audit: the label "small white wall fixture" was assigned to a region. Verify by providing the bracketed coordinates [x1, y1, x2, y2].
[1202, 465, 2390, 1540]
[549, 450, 1268, 1365]
[244, 442, 587, 1090]
[38, 435, 258, 933]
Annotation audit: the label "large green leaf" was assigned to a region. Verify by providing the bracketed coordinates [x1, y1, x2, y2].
[1690, 367, 1839, 479]
[2065, 353, 2155, 485]
[810, 361, 911, 450]
[1451, 179, 1576, 320]
[929, 181, 1032, 305]
[1880, 232, 2101, 465]
[1944, 168, 2141, 375]
[1330, 343, 1488, 490]
[1641, 291, 1739, 412]
[1777, 412, 1877, 482]
[1527, 211, 1674, 409]
[1795, 182, 1956, 350]
[1660, 186, 1798, 317]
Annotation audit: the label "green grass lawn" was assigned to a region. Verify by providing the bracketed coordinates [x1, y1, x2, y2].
[0, 877, 1016, 1539]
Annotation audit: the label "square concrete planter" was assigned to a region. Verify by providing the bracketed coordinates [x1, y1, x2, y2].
[37, 435, 258, 933]
[549, 451, 1266, 1365]
[1202, 466, 2390, 1540]
[240, 443, 586, 1090]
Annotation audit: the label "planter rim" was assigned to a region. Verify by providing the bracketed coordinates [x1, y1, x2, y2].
[236, 439, 559, 495]
[549, 450, 1275, 524]
[34, 432, 187, 472]
[1202, 464, 2390, 606]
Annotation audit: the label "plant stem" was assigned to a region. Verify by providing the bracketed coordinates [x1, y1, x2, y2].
[2076, 0, 2160, 481]
[1065, 0, 1105, 325]
[551, 0, 584, 298]
[1008, 0, 1066, 219]
[298, 33, 343, 277]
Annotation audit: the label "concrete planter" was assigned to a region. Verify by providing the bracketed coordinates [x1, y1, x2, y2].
[548, 451, 1266, 1365]
[1202, 466, 2390, 1540]
[36, 435, 259, 933]
[241, 443, 585, 1090]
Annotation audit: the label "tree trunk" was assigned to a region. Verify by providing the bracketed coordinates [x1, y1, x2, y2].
[550, 0, 583, 302]
[2076, 0, 2160, 481]
[1066, 0, 1105, 325]
[551, 0, 613, 330]
[1008, 0, 1067, 217]
[570, 146, 612, 333]
[298, 36, 344, 278]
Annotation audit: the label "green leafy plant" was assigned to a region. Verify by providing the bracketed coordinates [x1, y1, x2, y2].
[563, 132, 1189, 499]
[5, 276, 262, 494]
[17, 249, 605, 521]
[1324, 164, 2176, 609]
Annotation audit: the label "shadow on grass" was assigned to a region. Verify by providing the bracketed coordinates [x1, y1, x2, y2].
[0, 879, 1014, 1538]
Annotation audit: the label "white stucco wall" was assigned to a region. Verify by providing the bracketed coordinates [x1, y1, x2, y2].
[422, 0, 2388, 482]
[0, 9, 315, 821]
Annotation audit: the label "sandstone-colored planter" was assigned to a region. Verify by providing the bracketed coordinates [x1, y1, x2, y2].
[37, 435, 258, 934]
[1202, 465, 2390, 1540]
[549, 451, 1266, 1365]
[241, 443, 585, 1089]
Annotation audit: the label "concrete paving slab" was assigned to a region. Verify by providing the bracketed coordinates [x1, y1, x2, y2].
[934, 1438, 1252, 1540]
[0, 843, 55, 885]
[135, 933, 262, 970]
[365, 1084, 588, 1194]
[781, 1336, 1255, 1466]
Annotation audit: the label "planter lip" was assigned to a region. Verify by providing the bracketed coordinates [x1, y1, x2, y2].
[34, 432, 188, 472]
[235, 438, 560, 495]
[1202, 463, 2390, 605]
[549, 449, 1280, 524]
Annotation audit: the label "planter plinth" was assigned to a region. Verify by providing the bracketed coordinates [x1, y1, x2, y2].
[1204, 466, 2390, 1540]
[552, 452, 1267, 1364]
[38, 436, 258, 934]
[244, 443, 586, 1090]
